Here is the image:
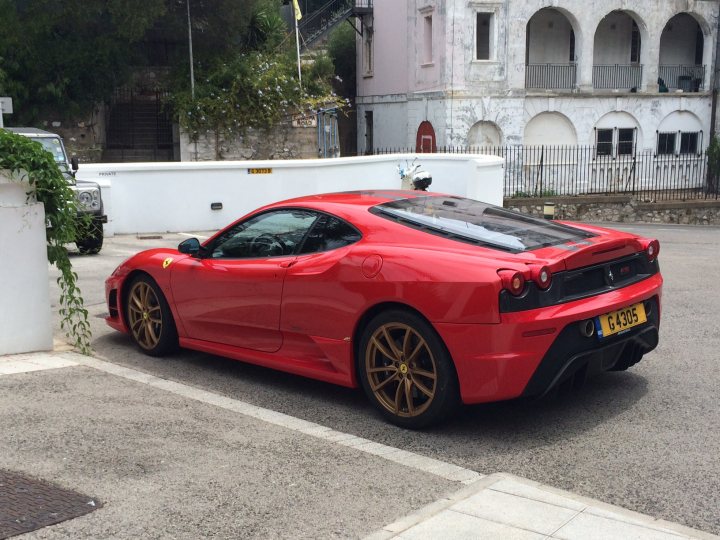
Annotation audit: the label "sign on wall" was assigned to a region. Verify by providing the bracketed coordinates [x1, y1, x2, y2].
[292, 113, 317, 128]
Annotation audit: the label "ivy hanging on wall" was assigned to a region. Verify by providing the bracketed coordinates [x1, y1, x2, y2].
[0, 129, 91, 354]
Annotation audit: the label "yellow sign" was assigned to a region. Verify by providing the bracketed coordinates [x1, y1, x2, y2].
[248, 168, 272, 174]
[162, 257, 174, 269]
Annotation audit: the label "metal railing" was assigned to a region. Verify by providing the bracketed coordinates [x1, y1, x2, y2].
[593, 64, 643, 90]
[373, 145, 720, 201]
[658, 65, 706, 92]
[525, 64, 577, 89]
[298, 0, 372, 49]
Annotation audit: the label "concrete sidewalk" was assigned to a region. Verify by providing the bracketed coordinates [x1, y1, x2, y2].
[1, 349, 716, 540]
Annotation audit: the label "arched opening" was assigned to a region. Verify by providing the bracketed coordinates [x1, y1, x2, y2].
[593, 11, 645, 90]
[415, 121, 437, 153]
[524, 112, 577, 146]
[525, 8, 578, 89]
[659, 14, 705, 92]
[467, 121, 502, 147]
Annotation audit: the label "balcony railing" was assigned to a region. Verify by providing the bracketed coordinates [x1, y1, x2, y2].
[593, 64, 643, 90]
[525, 64, 577, 90]
[659, 65, 705, 92]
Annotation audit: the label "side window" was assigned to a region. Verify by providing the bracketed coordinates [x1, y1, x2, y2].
[210, 210, 318, 259]
[596, 129, 613, 156]
[476, 13, 493, 60]
[617, 128, 635, 155]
[299, 215, 362, 255]
[679, 132, 699, 154]
[657, 132, 676, 155]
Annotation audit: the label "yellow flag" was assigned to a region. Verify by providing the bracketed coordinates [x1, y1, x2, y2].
[293, 0, 302, 20]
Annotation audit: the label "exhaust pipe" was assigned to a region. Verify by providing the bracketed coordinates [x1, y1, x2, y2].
[579, 319, 595, 338]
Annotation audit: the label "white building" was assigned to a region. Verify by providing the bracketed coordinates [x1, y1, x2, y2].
[355, 0, 719, 157]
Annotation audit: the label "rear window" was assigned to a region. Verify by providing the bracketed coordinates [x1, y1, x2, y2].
[370, 196, 594, 253]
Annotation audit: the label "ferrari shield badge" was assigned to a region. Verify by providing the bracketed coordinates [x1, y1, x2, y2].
[162, 257, 174, 269]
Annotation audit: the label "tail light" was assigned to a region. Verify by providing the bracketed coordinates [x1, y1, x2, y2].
[643, 239, 660, 262]
[533, 265, 552, 290]
[498, 269, 526, 296]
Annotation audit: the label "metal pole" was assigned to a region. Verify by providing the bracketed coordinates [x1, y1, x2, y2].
[295, 17, 303, 88]
[187, 0, 195, 99]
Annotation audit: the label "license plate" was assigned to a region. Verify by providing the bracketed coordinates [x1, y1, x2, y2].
[596, 302, 647, 338]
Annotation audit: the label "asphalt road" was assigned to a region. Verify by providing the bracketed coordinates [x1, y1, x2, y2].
[50, 223, 720, 535]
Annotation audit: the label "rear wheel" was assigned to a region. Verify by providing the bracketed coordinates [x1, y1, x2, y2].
[358, 310, 459, 429]
[125, 275, 178, 356]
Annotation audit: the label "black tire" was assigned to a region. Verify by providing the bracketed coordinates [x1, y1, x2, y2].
[358, 309, 459, 429]
[77, 217, 104, 254]
[124, 275, 179, 356]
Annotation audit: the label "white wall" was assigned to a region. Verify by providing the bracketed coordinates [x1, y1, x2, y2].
[0, 175, 53, 355]
[527, 9, 574, 64]
[77, 154, 503, 236]
[660, 14, 700, 66]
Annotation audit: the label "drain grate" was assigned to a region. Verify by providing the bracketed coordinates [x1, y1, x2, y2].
[0, 469, 101, 539]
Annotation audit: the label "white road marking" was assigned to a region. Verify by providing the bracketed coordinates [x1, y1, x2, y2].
[178, 232, 210, 239]
[70, 353, 482, 485]
[0, 353, 78, 376]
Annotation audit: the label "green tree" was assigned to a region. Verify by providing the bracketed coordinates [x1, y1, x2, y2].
[171, 0, 343, 158]
[0, 0, 260, 124]
[327, 22, 356, 98]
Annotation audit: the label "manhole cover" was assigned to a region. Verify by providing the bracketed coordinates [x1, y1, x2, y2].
[0, 469, 101, 539]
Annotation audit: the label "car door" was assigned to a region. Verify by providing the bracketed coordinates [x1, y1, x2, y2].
[281, 213, 363, 342]
[171, 209, 319, 352]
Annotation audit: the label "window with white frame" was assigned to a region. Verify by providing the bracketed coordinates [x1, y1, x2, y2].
[476, 12, 493, 60]
[680, 132, 699, 154]
[656, 131, 701, 155]
[657, 132, 676, 155]
[363, 19, 374, 76]
[595, 128, 637, 157]
[423, 14, 433, 64]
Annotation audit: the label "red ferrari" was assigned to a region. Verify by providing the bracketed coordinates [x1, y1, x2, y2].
[106, 191, 662, 428]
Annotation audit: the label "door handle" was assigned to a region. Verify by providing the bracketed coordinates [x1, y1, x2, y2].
[279, 260, 296, 268]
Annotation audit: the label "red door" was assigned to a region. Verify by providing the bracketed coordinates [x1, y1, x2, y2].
[170, 256, 293, 352]
[416, 121, 437, 153]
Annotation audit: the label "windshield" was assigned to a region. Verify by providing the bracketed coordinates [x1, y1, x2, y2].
[371, 196, 595, 253]
[31, 137, 69, 169]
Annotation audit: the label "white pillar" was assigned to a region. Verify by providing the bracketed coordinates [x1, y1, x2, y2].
[0, 172, 53, 355]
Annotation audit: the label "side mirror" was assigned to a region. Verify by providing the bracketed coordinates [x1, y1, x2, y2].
[71, 156, 79, 171]
[178, 237, 201, 256]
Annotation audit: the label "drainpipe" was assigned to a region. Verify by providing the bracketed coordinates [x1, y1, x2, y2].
[710, 9, 720, 138]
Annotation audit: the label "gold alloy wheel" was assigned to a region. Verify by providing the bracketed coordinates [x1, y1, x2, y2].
[127, 281, 163, 350]
[365, 322, 437, 418]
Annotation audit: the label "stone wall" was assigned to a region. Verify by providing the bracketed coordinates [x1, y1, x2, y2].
[505, 195, 720, 225]
[180, 121, 318, 161]
[39, 106, 106, 163]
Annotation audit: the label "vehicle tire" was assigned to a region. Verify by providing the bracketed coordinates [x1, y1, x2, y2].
[125, 275, 178, 357]
[358, 310, 459, 429]
[77, 217, 104, 254]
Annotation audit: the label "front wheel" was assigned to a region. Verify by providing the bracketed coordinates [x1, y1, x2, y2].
[358, 310, 459, 429]
[125, 275, 178, 356]
[76, 217, 104, 254]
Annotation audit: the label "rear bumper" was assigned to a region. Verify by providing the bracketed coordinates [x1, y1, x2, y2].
[521, 298, 659, 398]
[435, 273, 662, 405]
